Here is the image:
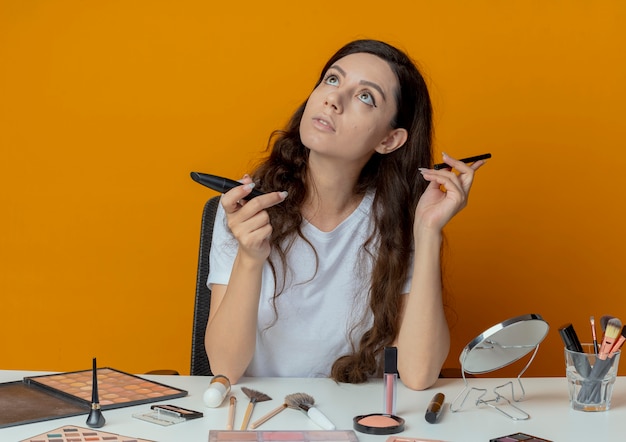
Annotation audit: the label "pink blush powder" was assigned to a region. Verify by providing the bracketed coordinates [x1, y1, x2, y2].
[357, 414, 400, 427]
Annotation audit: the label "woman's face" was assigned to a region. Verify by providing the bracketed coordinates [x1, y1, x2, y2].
[299, 52, 406, 167]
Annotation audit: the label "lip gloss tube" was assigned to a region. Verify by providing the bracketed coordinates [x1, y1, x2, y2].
[383, 347, 398, 415]
[353, 346, 405, 435]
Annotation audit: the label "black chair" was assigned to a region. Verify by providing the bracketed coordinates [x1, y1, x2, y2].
[148, 196, 219, 376]
[189, 196, 221, 376]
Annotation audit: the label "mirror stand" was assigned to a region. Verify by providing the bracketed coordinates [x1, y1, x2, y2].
[449, 314, 549, 420]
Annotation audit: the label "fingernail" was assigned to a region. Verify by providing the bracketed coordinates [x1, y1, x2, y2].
[244, 182, 256, 191]
[442, 152, 448, 158]
[279, 191, 288, 199]
[418, 168, 428, 174]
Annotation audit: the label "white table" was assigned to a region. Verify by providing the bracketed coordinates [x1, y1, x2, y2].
[1, 371, 624, 441]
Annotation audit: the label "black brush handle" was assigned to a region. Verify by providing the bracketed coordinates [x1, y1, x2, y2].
[191, 172, 265, 200]
[433, 153, 491, 170]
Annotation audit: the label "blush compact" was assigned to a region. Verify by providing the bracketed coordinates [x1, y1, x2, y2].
[353, 413, 405, 435]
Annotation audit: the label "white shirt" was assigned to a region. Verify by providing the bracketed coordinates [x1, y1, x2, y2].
[208, 192, 412, 377]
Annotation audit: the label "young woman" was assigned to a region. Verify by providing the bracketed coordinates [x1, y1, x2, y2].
[204, 39, 486, 390]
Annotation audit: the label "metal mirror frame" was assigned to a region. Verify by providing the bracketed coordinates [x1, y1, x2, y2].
[450, 313, 549, 420]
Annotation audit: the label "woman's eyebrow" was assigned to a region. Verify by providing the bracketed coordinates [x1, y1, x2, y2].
[328, 64, 386, 102]
[328, 64, 347, 77]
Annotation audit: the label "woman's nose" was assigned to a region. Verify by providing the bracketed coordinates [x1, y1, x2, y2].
[324, 91, 343, 113]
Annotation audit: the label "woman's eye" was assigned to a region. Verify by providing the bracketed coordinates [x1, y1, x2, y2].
[324, 74, 339, 85]
[358, 91, 376, 107]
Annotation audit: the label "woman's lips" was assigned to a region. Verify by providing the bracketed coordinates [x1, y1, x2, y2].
[312, 116, 335, 132]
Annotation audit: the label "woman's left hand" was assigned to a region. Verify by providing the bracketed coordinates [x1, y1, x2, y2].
[415, 152, 486, 231]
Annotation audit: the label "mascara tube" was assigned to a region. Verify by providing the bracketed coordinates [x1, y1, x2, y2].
[559, 323, 591, 378]
[558, 323, 584, 353]
[383, 347, 398, 415]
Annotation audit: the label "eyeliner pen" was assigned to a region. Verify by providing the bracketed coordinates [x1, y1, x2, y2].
[433, 153, 491, 170]
[190, 172, 266, 200]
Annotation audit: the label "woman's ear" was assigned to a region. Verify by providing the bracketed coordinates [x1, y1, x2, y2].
[375, 128, 408, 154]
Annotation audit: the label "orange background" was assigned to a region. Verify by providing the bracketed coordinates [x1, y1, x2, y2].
[1, 1, 625, 378]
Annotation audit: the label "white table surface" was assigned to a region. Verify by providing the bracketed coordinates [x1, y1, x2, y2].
[1, 370, 624, 441]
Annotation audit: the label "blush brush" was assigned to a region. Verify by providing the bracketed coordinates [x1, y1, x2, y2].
[240, 387, 272, 430]
[609, 325, 626, 357]
[599, 318, 622, 359]
[285, 392, 335, 430]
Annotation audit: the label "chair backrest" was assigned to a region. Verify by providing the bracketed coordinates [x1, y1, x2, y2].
[190, 196, 221, 376]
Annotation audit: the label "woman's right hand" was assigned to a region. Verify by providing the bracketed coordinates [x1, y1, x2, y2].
[221, 175, 288, 262]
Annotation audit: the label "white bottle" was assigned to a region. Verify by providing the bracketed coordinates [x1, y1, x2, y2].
[203, 374, 231, 407]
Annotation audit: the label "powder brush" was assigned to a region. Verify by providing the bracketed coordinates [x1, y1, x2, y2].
[240, 387, 272, 430]
[285, 392, 335, 430]
[609, 325, 626, 357]
[599, 318, 622, 359]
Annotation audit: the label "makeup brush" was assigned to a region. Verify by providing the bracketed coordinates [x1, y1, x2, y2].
[285, 392, 335, 430]
[240, 387, 272, 430]
[590, 316, 599, 354]
[251, 402, 288, 429]
[86, 357, 106, 428]
[600, 315, 614, 333]
[226, 395, 236, 430]
[598, 318, 622, 359]
[609, 325, 626, 358]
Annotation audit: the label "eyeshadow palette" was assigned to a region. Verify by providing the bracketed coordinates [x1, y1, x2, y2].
[490, 433, 553, 442]
[0, 381, 89, 428]
[0, 368, 187, 428]
[19, 425, 155, 442]
[209, 431, 360, 442]
[26, 368, 186, 408]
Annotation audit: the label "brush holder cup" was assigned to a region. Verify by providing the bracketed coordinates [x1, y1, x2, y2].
[564, 343, 620, 412]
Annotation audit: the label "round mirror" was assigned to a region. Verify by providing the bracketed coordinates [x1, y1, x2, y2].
[459, 313, 549, 374]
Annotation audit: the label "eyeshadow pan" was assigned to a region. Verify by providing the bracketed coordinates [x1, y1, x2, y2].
[209, 431, 359, 442]
[358, 415, 399, 426]
[264, 431, 305, 441]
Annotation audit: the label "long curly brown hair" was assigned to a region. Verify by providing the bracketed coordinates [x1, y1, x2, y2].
[251, 40, 433, 383]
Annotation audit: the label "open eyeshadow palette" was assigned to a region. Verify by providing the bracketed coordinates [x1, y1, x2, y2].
[19, 425, 156, 442]
[209, 431, 360, 442]
[0, 368, 187, 428]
